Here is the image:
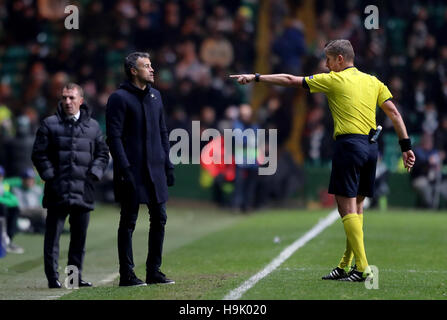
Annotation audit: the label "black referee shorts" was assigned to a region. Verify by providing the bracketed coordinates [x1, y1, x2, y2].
[328, 134, 378, 198]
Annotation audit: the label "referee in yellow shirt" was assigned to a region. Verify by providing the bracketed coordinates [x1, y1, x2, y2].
[230, 39, 416, 282]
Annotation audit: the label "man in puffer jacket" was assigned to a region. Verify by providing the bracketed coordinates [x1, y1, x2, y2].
[32, 83, 109, 289]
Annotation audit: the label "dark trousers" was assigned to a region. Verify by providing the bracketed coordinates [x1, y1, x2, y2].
[43, 206, 90, 281]
[0, 204, 19, 240]
[118, 182, 167, 276]
[232, 167, 258, 211]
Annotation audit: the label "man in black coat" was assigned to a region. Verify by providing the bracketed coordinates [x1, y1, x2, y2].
[32, 83, 109, 289]
[106, 52, 175, 287]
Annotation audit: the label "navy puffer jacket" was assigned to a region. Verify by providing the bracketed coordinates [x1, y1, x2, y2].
[32, 103, 109, 210]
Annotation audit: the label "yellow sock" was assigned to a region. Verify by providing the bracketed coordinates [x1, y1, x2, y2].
[358, 213, 363, 227]
[338, 213, 363, 269]
[338, 238, 352, 269]
[342, 213, 368, 272]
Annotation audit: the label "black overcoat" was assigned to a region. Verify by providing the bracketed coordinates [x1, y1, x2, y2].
[106, 81, 173, 204]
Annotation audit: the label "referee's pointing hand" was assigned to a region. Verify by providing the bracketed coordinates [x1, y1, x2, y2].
[229, 74, 255, 85]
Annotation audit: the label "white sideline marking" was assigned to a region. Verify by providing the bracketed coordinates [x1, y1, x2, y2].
[45, 272, 119, 300]
[98, 272, 120, 285]
[223, 209, 340, 300]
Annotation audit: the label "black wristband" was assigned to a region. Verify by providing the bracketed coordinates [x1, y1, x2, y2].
[255, 73, 260, 82]
[399, 138, 412, 152]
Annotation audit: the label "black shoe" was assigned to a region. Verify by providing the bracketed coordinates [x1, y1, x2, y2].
[79, 279, 93, 287]
[338, 270, 367, 282]
[322, 267, 348, 280]
[119, 272, 147, 287]
[146, 270, 175, 285]
[348, 264, 357, 276]
[48, 279, 62, 289]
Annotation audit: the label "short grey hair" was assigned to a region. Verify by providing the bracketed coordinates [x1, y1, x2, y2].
[324, 39, 355, 62]
[63, 83, 84, 97]
[124, 52, 150, 79]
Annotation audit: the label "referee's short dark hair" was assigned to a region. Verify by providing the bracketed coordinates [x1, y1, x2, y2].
[124, 52, 150, 79]
[324, 39, 355, 62]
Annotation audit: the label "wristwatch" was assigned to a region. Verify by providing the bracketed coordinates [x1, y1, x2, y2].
[255, 73, 261, 82]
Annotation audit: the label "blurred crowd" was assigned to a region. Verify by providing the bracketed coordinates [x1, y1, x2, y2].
[0, 0, 446, 212]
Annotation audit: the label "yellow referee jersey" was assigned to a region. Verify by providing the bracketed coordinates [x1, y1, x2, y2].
[305, 67, 392, 138]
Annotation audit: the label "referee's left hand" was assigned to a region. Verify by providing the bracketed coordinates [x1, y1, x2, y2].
[402, 150, 416, 172]
[229, 74, 255, 85]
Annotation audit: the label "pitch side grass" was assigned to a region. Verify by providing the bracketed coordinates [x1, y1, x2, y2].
[0, 205, 446, 300]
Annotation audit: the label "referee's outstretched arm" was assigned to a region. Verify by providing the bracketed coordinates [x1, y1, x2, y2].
[380, 100, 416, 172]
[229, 73, 415, 172]
[229, 73, 303, 87]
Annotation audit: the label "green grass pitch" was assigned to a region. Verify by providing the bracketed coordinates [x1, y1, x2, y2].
[1, 204, 446, 300]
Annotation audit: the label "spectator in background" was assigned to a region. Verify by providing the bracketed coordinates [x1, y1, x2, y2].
[173, 78, 196, 119]
[45, 33, 77, 75]
[179, 16, 204, 48]
[231, 104, 260, 212]
[302, 105, 333, 166]
[258, 92, 292, 149]
[421, 101, 439, 135]
[210, 67, 242, 116]
[0, 101, 14, 167]
[199, 29, 234, 70]
[162, 1, 182, 46]
[175, 39, 209, 84]
[272, 18, 307, 74]
[230, 6, 255, 73]
[11, 168, 46, 234]
[200, 106, 217, 132]
[0, 165, 23, 254]
[83, 1, 111, 40]
[4, 0, 39, 43]
[199, 105, 238, 207]
[411, 133, 447, 209]
[46, 72, 70, 117]
[200, 133, 236, 208]
[189, 71, 223, 118]
[134, 0, 163, 50]
[3, 115, 35, 177]
[208, 4, 233, 34]
[167, 106, 190, 134]
[0, 82, 14, 136]
[434, 116, 447, 162]
[23, 61, 49, 118]
[217, 105, 239, 134]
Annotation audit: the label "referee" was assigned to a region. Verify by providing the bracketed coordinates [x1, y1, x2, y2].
[230, 39, 415, 282]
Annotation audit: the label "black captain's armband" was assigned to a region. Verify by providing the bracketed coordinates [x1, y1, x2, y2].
[399, 138, 412, 152]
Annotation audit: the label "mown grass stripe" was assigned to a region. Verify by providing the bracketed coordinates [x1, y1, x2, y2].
[223, 210, 339, 300]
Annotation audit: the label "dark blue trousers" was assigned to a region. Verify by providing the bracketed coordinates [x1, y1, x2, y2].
[117, 180, 167, 276]
[43, 206, 90, 281]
